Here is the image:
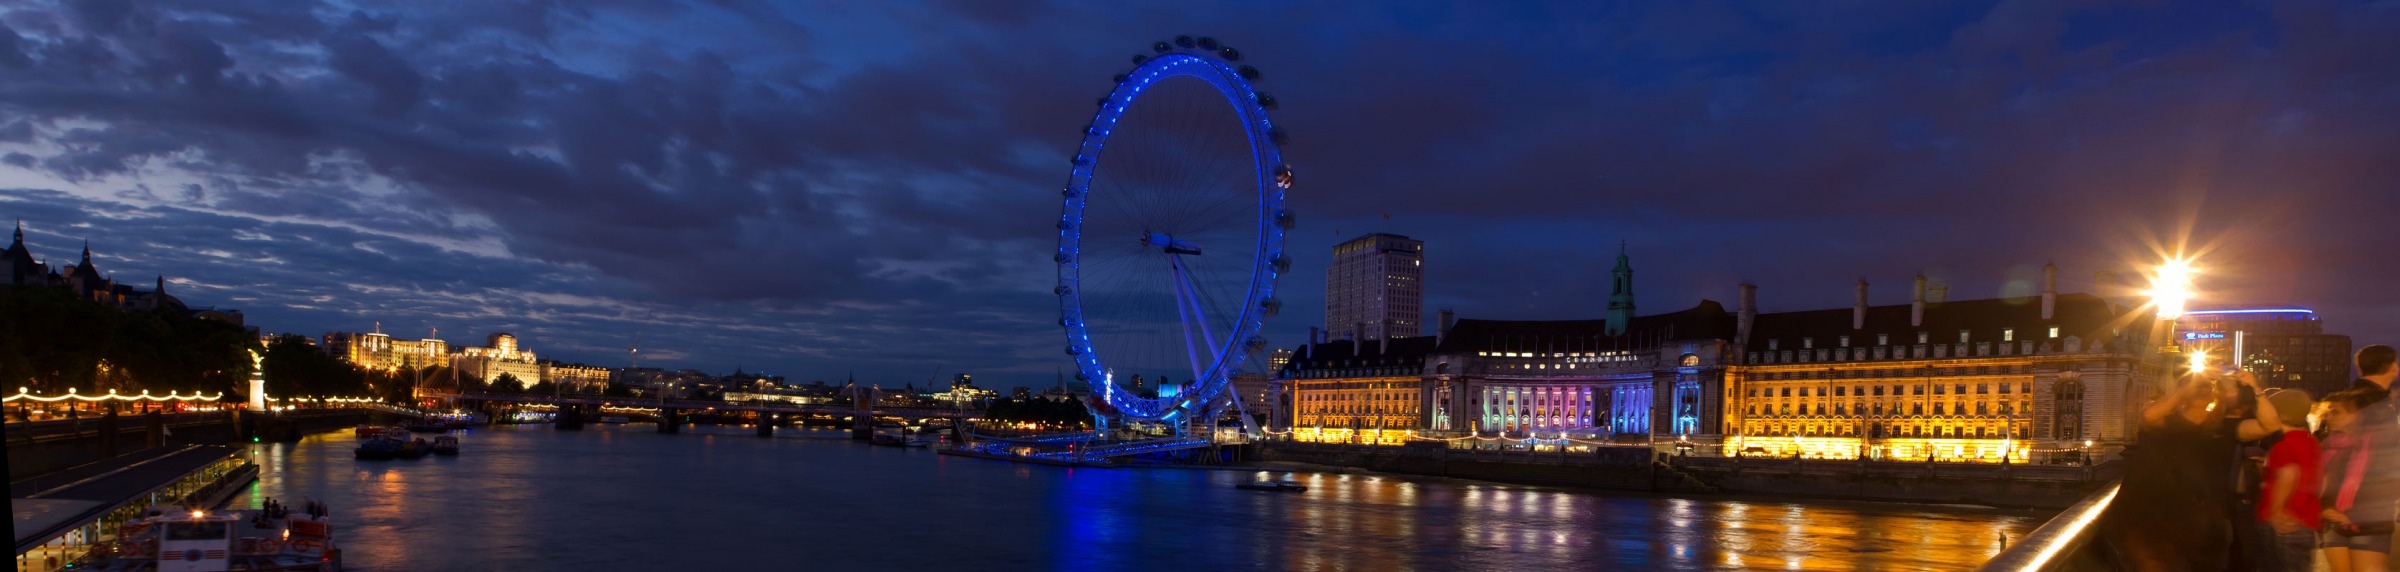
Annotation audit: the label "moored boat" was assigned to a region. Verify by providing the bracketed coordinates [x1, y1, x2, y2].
[1235, 480, 1308, 492]
[396, 438, 431, 459]
[353, 437, 403, 460]
[431, 435, 459, 455]
[69, 502, 342, 571]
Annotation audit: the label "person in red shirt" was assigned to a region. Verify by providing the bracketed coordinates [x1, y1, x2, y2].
[2259, 387, 2321, 572]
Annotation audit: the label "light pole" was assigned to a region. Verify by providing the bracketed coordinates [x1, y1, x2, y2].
[2145, 257, 2198, 401]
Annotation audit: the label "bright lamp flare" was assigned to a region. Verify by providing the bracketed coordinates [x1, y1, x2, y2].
[2188, 349, 2208, 374]
[2148, 258, 2196, 319]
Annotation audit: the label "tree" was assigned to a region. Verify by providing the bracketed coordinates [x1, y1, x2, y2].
[491, 372, 522, 393]
[526, 379, 557, 396]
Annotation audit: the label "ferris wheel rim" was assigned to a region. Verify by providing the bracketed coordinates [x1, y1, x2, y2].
[1054, 47, 1288, 424]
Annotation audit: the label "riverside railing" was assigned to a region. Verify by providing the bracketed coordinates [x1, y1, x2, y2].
[1975, 480, 2120, 571]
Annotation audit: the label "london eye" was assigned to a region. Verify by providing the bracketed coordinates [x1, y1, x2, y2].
[1055, 36, 1291, 437]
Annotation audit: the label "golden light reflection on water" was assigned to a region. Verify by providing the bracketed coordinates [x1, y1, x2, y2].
[225, 426, 2038, 570]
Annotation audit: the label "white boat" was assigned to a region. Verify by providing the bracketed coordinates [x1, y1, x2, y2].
[69, 503, 342, 571]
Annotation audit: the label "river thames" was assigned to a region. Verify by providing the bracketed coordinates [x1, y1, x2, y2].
[227, 424, 2041, 571]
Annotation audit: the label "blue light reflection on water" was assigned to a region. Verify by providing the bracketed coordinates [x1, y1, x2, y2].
[229, 425, 2039, 571]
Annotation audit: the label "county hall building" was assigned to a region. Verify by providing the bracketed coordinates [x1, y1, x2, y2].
[1277, 253, 2151, 464]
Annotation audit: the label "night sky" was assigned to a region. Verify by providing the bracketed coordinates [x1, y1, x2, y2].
[0, 1, 2393, 390]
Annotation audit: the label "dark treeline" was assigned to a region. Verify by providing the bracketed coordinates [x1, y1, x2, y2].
[0, 285, 254, 396]
[258, 335, 418, 402]
[1, 285, 416, 402]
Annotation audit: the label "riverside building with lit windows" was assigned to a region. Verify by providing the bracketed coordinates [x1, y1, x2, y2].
[1279, 335, 1439, 445]
[323, 328, 451, 370]
[1722, 266, 2151, 464]
[2174, 306, 2353, 398]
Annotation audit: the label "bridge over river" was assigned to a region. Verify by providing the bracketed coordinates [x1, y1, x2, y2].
[425, 390, 984, 437]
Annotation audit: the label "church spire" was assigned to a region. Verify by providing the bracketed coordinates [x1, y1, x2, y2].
[11, 219, 20, 243]
[80, 239, 90, 265]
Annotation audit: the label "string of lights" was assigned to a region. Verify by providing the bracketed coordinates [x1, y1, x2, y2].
[4, 387, 225, 402]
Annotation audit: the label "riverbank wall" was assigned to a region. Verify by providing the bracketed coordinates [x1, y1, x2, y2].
[1258, 443, 1718, 494]
[6, 410, 385, 481]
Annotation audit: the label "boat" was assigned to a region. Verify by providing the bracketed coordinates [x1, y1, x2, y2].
[1235, 480, 1309, 492]
[430, 435, 459, 456]
[67, 502, 343, 571]
[353, 437, 403, 460]
[396, 438, 432, 459]
[352, 424, 378, 439]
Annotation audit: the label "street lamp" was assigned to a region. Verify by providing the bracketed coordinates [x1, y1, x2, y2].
[2142, 256, 2200, 428]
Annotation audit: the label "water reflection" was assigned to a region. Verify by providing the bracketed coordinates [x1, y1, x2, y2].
[232, 425, 2037, 571]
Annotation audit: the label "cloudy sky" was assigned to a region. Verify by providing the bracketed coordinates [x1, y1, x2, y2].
[0, 1, 2393, 389]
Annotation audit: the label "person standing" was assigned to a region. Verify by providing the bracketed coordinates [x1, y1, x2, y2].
[2318, 388, 2383, 572]
[2257, 388, 2321, 572]
[2341, 345, 2400, 564]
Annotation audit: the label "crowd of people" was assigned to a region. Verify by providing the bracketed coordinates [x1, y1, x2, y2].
[2104, 344, 2400, 571]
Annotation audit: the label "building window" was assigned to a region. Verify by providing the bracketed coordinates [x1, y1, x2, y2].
[1769, 339, 1780, 351]
[1959, 330, 1971, 343]
[2003, 328, 2015, 342]
[1877, 334, 1890, 346]
[1839, 335, 1851, 347]
[1918, 332, 1930, 344]
[2056, 380, 2085, 441]
[1804, 337, 1815, 349]
[2049, 326, 2061, 338]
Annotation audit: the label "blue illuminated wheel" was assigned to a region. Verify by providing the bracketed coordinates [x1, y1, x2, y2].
[1056, 36, 1290, 432]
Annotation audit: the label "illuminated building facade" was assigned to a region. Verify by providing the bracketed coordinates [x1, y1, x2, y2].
[454, 333, 543, 389]
[540, 361, 611, 392]
[1421, 301, 1735, 443]
[1281, 336, 1438, 445]
[1723, 267, 2150, 463]
[1325, 233, 1423, 341]
[2175, 307, 2353, 398]
[323, 330, 450, 370]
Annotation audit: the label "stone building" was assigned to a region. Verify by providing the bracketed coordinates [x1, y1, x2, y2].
[1722, 266, 2151, 463]
[1279, 333, 1439, 445]
[4, 221, 242, 325]
[453, 333, 543, 389]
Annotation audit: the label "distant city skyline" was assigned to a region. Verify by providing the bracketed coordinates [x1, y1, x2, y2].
[1, 2, 2395, 389]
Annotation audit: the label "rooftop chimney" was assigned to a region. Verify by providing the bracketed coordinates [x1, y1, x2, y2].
[1305, 326, 1318, 359]
[1911, 274, 1928, 327]
[1437, 309, 1456, 346]
[1853, 279, 1868, 330]
[2041, 262, 2058, 320]
[1736, 283, 1757, 354]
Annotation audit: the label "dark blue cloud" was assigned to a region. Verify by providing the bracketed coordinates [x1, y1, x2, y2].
[0, 0, 2392, 390]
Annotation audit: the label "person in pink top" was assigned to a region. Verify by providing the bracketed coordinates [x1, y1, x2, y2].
[2319, 387, 2388, 572]
[2258, 388, 2320, 572]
